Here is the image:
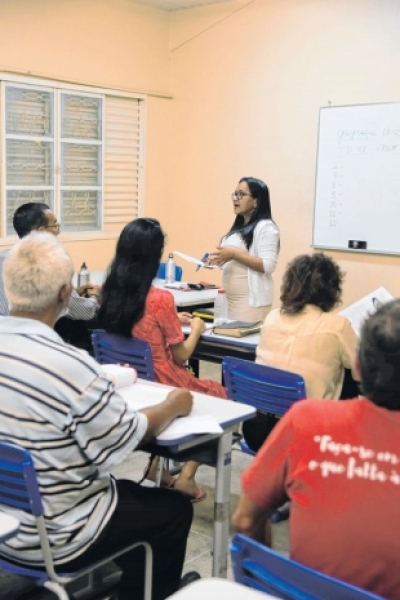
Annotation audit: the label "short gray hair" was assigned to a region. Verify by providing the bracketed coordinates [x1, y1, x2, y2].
[4, 232, 74, 314]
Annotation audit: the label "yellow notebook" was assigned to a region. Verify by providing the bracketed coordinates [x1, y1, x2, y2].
[192, 309, 214, 322]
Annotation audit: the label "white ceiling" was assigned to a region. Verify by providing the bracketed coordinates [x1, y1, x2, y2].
[132, 0, 232, 10]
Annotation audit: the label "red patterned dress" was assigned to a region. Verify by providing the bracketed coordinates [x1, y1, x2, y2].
[131, 286, 227, 399]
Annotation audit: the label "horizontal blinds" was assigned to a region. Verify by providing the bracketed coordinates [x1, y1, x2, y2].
[1, 81, 145, 238]
[104, 97, 141, 233]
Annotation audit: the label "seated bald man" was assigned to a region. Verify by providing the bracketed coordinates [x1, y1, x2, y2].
[0, 231, 196, 600]
[233, 299, 400, 599]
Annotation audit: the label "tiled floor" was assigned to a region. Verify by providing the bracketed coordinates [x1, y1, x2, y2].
[112, 447, 290, 581]
[112, 360, 290, 581]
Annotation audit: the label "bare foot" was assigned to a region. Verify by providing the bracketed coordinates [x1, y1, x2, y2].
[145, 458, 175, 487]
[174, 476, 201, 498]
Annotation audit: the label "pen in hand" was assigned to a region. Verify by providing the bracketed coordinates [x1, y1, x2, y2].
[196, 252, 210, 272]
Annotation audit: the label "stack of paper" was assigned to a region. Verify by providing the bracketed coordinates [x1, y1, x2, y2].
[102, 364, 138, 388]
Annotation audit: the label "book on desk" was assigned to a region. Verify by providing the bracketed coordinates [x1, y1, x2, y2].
[213, 320, 262, 338]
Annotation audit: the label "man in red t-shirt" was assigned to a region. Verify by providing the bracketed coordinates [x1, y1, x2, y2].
[232, 299, 400, 599]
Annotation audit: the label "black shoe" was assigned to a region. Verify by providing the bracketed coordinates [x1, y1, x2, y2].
[271, 504, 290, 523]
[179, 571, 201, 589]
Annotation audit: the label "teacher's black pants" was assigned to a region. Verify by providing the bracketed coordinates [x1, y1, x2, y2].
[61, 480, 193, 600]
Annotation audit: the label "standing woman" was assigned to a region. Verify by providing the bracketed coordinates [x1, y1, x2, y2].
[208, 177, 280, 321]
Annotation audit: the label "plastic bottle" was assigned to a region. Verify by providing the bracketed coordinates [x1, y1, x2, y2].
[77, 262, 90, 288]
[213, 289, 228, 325]
[165, 253, 176, 284]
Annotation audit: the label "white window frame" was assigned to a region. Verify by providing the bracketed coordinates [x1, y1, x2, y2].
[0, 73, 146, 244]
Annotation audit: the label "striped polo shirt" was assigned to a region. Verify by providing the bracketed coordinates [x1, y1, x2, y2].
[0, 317, 147, 565]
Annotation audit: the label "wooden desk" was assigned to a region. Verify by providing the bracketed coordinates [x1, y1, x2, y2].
[168, 578, 278, 599]
[118, 381, 256, 578]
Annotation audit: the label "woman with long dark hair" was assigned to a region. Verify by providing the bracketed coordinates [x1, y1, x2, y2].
[208, 177, 280, 321]
[98, 217, 226, 500]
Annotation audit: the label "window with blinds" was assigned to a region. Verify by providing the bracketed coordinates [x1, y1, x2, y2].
[1, 80, 144, 237]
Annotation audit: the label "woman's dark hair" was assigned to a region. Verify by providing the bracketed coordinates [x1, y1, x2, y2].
[97, 218, 165, 337]
[13, 202, 50, 238]
[224, 177, 274, 249]
[359, 299, 400, 410]
[280, 253, 344, 314]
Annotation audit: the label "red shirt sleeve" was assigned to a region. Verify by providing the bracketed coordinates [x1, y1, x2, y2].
[242, 408, 296, 511]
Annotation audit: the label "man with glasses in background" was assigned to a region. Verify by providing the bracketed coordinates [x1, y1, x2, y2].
[0, 202, 100, 348]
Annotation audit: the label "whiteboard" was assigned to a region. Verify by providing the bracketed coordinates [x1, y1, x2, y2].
[313, 102, 400, 255]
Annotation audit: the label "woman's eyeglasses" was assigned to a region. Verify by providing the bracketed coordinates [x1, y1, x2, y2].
[231, 191, 253, 200]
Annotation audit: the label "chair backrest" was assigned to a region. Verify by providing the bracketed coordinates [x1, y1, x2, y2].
[157, 263, 183, 281]
[230, 534, 383, 600]
[222, 357, 306, 416]
[92, 329, 155, 381]
[0, 442, 44, 517]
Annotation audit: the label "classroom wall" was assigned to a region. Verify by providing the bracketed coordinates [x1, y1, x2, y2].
[0, 0, 172, 270]
[166, 0, 400, 306]
[0, 0, 399, 306]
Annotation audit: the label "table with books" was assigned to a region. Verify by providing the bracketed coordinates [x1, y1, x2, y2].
[183, 319, 261, 376]
[153, 279, 219, 309]
[191, 329, 260, 364]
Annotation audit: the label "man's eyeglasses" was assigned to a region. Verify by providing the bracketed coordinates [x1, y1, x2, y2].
[45, 222, 61, 230]
[231, 191, 253, 200]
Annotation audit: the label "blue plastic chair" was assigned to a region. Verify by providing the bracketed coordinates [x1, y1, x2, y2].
[230, 534, 383, 600]
[92, 329, 155, 381]
[91, 330, 175, 481]
[157, 263, 183, 281]
[0, 442, 153, 600]
[222, 357, 306, 455]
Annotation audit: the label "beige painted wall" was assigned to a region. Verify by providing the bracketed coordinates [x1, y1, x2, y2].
[167, 0, 400, 306]
[0, 0, 172, 270]
[0, 0, 399, 306]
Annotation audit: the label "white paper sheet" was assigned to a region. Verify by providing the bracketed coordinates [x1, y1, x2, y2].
[173, 251, 220, 269]
[181, 323, 214, 335]
[101, 364, 137, 388]
[339, 286, 394, 337]
[157, 414, 223, 440]
[117, 383, 223, 438]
